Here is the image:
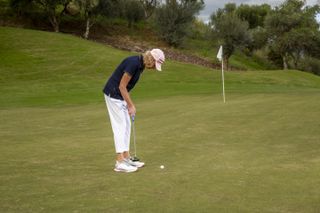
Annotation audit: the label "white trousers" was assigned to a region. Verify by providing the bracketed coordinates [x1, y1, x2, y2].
[104, 94, 131, 153]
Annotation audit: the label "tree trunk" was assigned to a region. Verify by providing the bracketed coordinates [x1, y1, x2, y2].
[282, 54, 288, 70]
[52, 18, 59, 32]
[293, 59, 298, 69]
[84, 17, 90, 39]
[49, 13, 59, 32]
[292, 53, 300, 69]
[53, 23, 59, 33]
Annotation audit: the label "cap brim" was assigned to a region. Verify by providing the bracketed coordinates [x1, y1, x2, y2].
[155, 62, 162, 71]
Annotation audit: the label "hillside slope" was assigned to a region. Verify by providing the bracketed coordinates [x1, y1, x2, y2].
[1, 26, 320, 108]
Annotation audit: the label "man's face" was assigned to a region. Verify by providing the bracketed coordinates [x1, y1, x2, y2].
[146, 59, 156, 69]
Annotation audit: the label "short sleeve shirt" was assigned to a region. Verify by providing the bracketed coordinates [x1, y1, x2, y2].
[103, 55, 145, 100]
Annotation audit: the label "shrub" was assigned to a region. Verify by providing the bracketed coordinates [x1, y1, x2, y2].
[298, 57, 320, 76]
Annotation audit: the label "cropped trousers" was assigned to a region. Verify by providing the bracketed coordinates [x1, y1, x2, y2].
[104, 94, 131, 153]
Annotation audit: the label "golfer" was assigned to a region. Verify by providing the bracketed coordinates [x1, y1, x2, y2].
[103, 49, 165, 173]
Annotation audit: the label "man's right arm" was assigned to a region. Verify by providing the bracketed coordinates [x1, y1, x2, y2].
[119, 72, 136, 116]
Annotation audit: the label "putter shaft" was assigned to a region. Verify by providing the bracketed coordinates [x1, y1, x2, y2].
[131, 116, 137, 158]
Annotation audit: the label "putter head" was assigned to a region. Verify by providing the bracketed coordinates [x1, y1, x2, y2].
[131, 156, 140, 162]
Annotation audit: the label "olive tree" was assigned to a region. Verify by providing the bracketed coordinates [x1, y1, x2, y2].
[264, 0, 320, 69]
[154, 0, 204, 47]
[210, 3, 251, 70]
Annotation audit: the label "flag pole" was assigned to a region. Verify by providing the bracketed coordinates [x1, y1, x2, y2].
[221, 54, 226, 103]
[217, 45, 226, 103]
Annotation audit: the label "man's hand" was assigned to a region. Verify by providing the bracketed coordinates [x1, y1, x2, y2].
[128, 104, 136, 117]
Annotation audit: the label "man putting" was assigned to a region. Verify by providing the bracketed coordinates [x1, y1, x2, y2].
[103, 49, 165, 173]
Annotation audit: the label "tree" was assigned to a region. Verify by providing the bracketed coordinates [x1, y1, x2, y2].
[124, 0, 145, 28]
[236, 4, 271, 29]
[33, 0, 71, 32]
[139, 0, 159, 19]
[249, 26, 268, 53]
[264, 0, 320, 69]
[9, 0, 71, 32]
[94, 0, 125, 20]
[210, 3, 251, 69]
[75, 0, 99, 39]
[10, 0, 34, 16]
[154, 0, 204, 47]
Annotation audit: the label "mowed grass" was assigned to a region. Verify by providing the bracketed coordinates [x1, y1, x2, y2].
[1, 27, 320, 212]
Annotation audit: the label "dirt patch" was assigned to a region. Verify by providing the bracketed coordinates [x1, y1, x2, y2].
[89, 34, 226, 70]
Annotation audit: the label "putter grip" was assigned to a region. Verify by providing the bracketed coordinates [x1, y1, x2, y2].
[131, 115, 135, 122]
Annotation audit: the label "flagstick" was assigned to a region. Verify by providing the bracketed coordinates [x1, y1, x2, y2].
[221, 58, 226, 103]
[216, 45, 226, 103]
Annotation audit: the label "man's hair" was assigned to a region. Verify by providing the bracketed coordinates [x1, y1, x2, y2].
[143, 51, 155, 68]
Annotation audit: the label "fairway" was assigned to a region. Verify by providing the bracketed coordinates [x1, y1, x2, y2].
[1, 27, 320, 212]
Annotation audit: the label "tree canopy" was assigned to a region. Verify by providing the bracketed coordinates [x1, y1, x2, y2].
[265, 0, 320, 69]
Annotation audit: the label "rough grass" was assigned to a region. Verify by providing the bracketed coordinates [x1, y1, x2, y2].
[1, 27, 320, 212]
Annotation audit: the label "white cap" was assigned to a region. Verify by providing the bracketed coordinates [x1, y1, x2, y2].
[150, 49, 165, 71]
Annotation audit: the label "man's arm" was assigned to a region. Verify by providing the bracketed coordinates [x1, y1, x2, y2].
[119, 72, 136, 116]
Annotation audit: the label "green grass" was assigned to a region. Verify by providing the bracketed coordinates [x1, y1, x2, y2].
[182, 38, 217, 59]
[229, 51, 276, 70]
[1, 26, 320, 212]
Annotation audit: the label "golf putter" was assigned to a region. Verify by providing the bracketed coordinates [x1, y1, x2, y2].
[131, 115, 140, 162]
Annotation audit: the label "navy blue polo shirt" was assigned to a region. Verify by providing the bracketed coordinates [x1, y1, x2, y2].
[103, 55, 145, 100]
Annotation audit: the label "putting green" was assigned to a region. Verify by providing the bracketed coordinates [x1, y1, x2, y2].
[1, 27, 320, 212]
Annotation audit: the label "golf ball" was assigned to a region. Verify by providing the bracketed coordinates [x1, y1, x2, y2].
[160, 165, 164, 169]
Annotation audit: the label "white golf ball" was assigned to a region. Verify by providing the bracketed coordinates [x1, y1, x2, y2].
[160, 165, 164, 169]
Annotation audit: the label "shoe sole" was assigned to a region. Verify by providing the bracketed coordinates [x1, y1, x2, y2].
[114, 168, 138, 173]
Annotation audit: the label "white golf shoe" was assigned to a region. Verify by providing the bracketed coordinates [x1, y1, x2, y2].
[125, 158, 145, 168]
[114, 161, 138, 173]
